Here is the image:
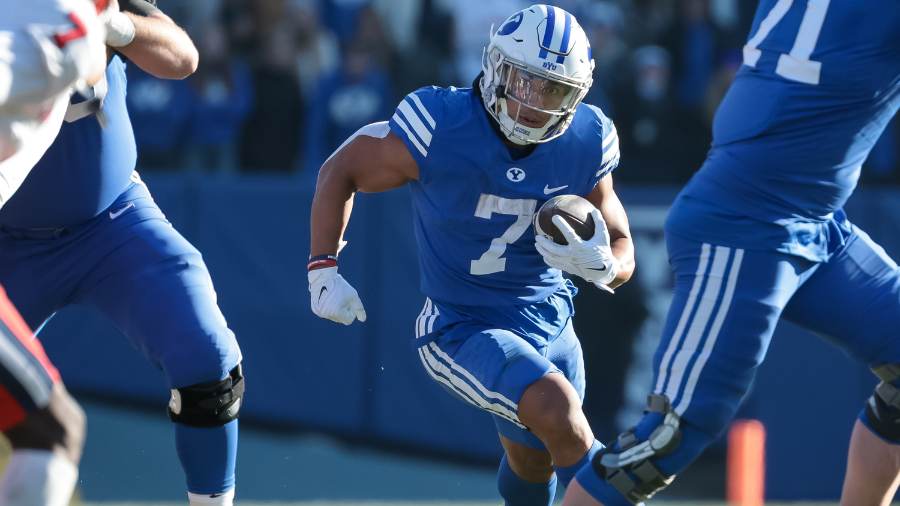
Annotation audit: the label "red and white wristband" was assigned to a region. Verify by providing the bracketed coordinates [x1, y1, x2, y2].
[307, 254, 338, 271]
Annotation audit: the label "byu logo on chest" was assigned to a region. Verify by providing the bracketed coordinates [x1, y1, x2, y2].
[506, 167, 526, 182]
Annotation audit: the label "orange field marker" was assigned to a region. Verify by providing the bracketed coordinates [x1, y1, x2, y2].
[727, 419, 766, 506]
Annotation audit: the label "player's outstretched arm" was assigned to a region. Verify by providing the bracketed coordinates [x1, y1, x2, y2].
[586, 175, 634, 289]
[104, 0, 198, 79]
[308, 122, 419, 325]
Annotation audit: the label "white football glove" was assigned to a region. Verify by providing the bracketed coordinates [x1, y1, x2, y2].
[308, 266, 367, 325]
[535, 208, 619, 290]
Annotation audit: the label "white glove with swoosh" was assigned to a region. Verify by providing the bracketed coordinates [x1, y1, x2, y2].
[535, 208, 619, 290]
[308, 266, 367, 325]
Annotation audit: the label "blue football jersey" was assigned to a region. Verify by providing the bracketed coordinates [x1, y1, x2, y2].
[0, 56, 137, 228]
[388, 86, 619, 306]
[673, 0, 899, 261]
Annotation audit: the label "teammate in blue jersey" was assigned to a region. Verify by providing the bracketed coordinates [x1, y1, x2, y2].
[308, 5, 634, 505]
[564, 1, 900, 505]
[0, 1, 244, 505]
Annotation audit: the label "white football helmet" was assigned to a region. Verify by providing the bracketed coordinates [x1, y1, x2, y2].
[480, 4, 594, 145]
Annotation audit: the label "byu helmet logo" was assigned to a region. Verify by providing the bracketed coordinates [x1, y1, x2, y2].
[498, 12, 524, 35]
[507, 167, 526, 182]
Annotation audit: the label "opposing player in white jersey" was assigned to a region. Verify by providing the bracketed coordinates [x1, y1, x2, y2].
[0, 2, 106, 505]
[309, 5, 634, 505]
[0, 0, 107, 204]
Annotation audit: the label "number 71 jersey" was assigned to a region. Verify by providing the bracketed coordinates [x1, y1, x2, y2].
[388, 85, 619, 306]
[686, 0, 900, 227]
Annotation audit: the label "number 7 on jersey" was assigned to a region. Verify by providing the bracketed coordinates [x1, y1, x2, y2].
[470, 194, 537, 276]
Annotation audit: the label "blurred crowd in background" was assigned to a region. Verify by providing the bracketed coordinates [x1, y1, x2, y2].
[130, 0, 900, 184]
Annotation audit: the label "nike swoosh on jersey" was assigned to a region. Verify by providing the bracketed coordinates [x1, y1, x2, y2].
[543, 184, 569, 194]
[319, 286, 327, 302]
[108, 202, 134, 220]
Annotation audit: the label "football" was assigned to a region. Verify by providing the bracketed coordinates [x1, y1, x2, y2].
[534, 194, 596, 245]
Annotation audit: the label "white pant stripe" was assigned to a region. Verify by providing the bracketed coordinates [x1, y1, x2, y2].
[415, 298, 435, 338]
[675, 249, 744, 414]
[663, 246, 732, 401]
[427, 342, 518, 412]
[426, 304, 440, 334]
[414, 298, 428, 338]
[655, 243, 712, 393]
[418, 346, 523, 427]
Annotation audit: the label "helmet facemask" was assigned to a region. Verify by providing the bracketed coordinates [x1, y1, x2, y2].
[498, 56, 589, 144]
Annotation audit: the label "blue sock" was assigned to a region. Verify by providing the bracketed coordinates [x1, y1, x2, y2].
[175, 420, 238, 494]
[497, 454, 557, 506]
[554, 439, 603, 487]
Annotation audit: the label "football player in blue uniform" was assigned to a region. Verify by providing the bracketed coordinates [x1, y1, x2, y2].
[564, 1, 900, 505]
[0, 1, 243, 504]
[308, 5, 634, 505]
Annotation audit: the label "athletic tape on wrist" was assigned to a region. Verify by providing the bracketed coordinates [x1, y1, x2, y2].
[307, 254, 338, 271]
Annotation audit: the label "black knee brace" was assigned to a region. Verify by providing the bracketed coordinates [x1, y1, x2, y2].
[592, 394, 680, 505]
[865, 364, 900, 441]
[168, 365, 244, 427]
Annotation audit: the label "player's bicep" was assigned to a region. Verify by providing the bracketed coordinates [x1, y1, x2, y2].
[587, 176, 631, 242]
[320, 124, 419, 194]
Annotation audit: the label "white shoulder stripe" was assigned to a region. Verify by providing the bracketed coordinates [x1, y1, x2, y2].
[407, 93, 437, 129]
[602, 126, 618, 149]
[601, 139, 620, 167]
[398, 100, 433, 146]
[392, 113, 428, 158]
